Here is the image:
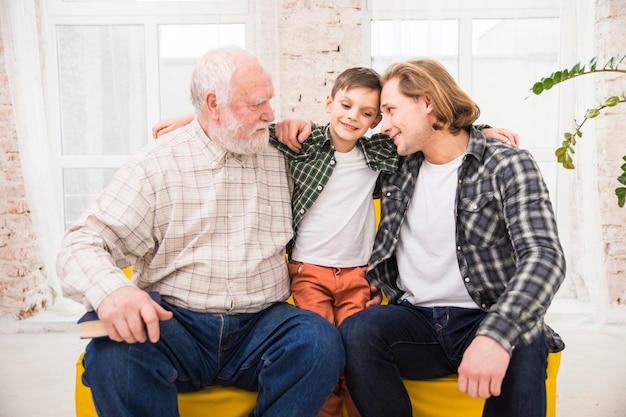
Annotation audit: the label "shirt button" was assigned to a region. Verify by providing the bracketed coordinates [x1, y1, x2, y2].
[317, 185, 323, 191]
[330, 160, 336, 165]
[481, 303, 487, 308]
[300, 209, 305, 214]
[457, 246, 461, 250]
[386, 192, 391, 197]
[464, 277, 470, 282]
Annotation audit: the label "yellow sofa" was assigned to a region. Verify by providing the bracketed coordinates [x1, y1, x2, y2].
[75, 203, 562, 416]
[75, 348, 560, 417]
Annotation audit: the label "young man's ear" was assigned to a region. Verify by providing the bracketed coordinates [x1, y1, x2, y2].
[422, 95, 433, 113]
[370, 113, 383, 129]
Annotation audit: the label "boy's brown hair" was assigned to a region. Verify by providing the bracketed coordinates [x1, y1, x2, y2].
[330, 67, 382, 99]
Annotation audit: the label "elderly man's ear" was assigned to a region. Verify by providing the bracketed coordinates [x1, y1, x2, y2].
[205, 92, 220, 121]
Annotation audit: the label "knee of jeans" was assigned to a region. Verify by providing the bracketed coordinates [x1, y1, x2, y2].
[84, 338, 175, 387]
[296, 314, 345, 370]
[338, 311, 367, 345]
[83, 339, 121, 386]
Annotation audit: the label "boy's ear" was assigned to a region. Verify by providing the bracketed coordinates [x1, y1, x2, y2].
[370, 113, 383, 129]
[324, 95, 333, 114]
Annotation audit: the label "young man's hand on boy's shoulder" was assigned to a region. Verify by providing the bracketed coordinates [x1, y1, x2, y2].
[275, 119, 314, 152]
[152, 114, 194, 139]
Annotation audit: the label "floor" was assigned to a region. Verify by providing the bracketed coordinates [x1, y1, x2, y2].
[0, 297, 625, 417]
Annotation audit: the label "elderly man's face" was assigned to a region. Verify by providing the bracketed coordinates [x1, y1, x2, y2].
[214, 62, 275, 155]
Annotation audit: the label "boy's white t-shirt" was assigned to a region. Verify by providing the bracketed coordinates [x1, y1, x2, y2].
[291, 146, 378, 267]
[396, 154, 476, 308]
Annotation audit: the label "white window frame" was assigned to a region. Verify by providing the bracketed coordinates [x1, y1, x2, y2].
[364, 0, 577, 222]
[39, 0, 253, 229]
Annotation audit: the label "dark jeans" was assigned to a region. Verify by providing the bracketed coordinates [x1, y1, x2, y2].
[83, 301, 345, 417]
[339, 303, 549, 417]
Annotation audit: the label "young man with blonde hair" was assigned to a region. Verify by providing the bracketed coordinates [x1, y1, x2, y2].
[339, 59, 565, 417]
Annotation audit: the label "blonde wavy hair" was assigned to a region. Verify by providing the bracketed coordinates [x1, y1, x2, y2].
[381, 58, 480, 135]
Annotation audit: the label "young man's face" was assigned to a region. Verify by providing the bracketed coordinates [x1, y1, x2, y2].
[325, 87, 382, 152]
[380, 77, 432, 156]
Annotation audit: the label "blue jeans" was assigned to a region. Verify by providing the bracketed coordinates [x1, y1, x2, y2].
[82, 301, 345, 417]
[339, 303, 549, 417]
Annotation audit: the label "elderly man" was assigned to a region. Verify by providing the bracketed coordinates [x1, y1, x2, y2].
[58, 46, 344, 417]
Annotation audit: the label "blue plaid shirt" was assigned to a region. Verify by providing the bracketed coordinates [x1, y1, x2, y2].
[368, 127, 566, 353]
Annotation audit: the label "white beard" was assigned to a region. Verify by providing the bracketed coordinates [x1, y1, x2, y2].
[212, 108, 269, 155]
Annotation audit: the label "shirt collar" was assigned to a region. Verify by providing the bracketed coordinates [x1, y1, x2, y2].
[308, 124, 334, 152]
[465, 126, 487, 163]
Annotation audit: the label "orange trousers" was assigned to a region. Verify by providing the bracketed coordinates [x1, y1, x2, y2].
[288, 261, 370, 417]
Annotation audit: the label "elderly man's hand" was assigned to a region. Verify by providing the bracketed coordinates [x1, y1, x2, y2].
[482, 128, 520, 147]
[97, 286, 173, 343]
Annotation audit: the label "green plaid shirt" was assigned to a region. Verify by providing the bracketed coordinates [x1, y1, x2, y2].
[269, 123, 398, 234]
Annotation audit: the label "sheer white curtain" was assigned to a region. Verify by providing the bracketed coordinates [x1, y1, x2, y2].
[0, 0, 64, 297]
[564, 0, 613, 322]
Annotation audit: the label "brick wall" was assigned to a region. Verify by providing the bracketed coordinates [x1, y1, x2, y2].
[0, 26, 55, 319]
[594, 0, 626, 304]
[273, 0, 367, 122]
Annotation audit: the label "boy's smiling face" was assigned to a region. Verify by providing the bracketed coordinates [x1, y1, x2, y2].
[325, 86, 382, 153]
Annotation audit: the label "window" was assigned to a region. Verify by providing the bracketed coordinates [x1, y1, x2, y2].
[471, 18, 561, 199]
[368, 1, 572, 212]
[371, 19, 458, 77]
[158, 24, 245, 118]
[41, 1, 249, 229]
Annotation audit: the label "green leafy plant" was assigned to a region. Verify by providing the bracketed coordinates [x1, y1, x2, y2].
[529, 53, 626, 207]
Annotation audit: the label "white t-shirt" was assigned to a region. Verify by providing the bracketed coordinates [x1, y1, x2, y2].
[396, 154, 476, 308]
[291, 146, 378, 267]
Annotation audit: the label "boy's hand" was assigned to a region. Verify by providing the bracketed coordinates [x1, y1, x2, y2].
[275, 119, 313, 152]
[97, 286, 173, 343]
[483, 128, 520, 147]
